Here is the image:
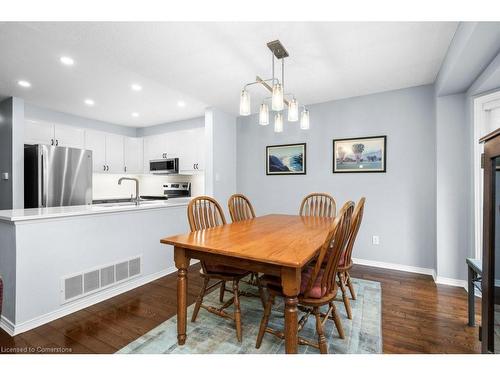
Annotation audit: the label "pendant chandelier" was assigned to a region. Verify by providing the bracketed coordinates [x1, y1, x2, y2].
[239, 40, 310, 132]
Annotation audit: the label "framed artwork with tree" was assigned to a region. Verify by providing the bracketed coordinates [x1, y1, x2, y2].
[332, 136, 386, 173]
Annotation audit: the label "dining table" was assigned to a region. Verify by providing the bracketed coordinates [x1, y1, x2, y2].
[160, 213, 336, 354]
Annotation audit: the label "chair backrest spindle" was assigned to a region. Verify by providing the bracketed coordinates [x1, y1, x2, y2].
[228, 194, 256, 222]
[299, 193, 336, 218]
[188, 196, 227, 231]
[302, 201, 354, 299]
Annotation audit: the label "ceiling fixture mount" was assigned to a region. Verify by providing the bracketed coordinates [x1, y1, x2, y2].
[239, 40, 310, 132]
[131, 112, 139, 117]
[177, 100, 186, 108]
[84, 99, 95, 106]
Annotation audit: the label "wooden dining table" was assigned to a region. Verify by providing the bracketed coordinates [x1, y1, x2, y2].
[160, 213, 335, 354]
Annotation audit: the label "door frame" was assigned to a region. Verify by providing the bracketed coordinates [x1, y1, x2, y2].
[474, 90, 500, 260]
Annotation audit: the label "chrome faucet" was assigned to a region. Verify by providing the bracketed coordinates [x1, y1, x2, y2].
[118, 177, 140, 205]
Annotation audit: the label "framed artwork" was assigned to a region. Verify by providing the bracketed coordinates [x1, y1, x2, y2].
[266, 143, 306, 175]
[332, 136, 387, 173]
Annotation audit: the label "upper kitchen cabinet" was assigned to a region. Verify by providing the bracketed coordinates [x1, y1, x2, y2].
[123, 137, 143, 174]
[105, 133, 124, 173]
[85, 130, 124, 173]
[85, 130, 107, 172]
[54, 124, 85, 149]
[25, 119, 53, 145]
[143, 134, 166, 172]
[24, 119, 84, 149]
[179, 127, 205, 172]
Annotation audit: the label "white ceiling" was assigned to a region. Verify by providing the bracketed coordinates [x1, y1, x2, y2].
[0, 22, 458, 127]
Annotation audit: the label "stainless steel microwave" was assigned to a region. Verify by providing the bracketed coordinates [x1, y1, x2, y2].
[149, 158, 179, 174]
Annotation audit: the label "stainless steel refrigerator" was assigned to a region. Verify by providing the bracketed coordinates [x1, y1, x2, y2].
[24, 144, 92, 208]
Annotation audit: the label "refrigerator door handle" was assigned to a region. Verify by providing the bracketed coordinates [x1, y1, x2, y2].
[40, 147, 48, 208]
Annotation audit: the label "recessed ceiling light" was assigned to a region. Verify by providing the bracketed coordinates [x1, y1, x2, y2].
[177, 100, 186, 107]
[131, 112, 139, 117]
[60, 56, 75, 66]
[84, 99, 95, 106]
[17, 80, 31, 88]
[131, 84, 142, 91]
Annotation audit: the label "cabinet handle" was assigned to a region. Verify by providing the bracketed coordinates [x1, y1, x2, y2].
[124, 166, 127, 172]
[195, 163, 198, 170]
[103, 165, 106, 171]
[107, 165, 109, 171]
[55, 139, 59, 146]
[51, 139, 54, 146]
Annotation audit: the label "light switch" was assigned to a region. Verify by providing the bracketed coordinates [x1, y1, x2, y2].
[1, 172, 8, 181]
[372, 235, 380, 245]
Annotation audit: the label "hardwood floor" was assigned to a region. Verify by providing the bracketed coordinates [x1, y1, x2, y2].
[0, 264, 481, 354]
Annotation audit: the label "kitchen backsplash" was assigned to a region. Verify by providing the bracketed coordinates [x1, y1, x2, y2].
[92, 173, 204, 200]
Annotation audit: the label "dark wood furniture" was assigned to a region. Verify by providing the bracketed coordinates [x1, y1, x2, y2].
[466, 258, 482, 327]
[256, 202, 354, 353]
[228, 194, 262, 287]
[299, 192, 336, 218]
[336, 197, 365, 320]
[161, 213, 337, 354]
[186, 196, 255, 342]
[480, 128, 500, 353]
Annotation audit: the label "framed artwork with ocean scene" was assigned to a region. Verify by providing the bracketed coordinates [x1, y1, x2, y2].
[266, 143, 306, 175]
[333, 136, 386, 173]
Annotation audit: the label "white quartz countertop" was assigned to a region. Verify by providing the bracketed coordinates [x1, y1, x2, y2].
[0, 198, 192, 222]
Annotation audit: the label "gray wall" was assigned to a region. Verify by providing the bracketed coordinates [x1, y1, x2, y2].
[136, 116, 204, 137]
[0, 97, 24, 210]
[205, 108, 237, 218]
[435, 93, 470, 280]
[237, 85, 437, 270]
[25, 103, 137, 137]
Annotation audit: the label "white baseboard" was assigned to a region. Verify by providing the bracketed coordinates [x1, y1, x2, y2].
[352, 257, 468, 291]
[435, 276, 467, 289]
[0, 315, 15, 336]
[352, 257, 436, 277]
[2, 265, 178, 337]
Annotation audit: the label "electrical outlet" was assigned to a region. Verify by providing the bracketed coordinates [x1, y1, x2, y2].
[372, 235, 380, 245]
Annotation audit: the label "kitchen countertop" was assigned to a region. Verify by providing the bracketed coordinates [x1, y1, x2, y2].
[0, 197, 192, 222]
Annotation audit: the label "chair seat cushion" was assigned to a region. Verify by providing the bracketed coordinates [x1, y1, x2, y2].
[204, 262, 249, 275]
[261, 266, 326, 299]
[321, 245, 348, 268]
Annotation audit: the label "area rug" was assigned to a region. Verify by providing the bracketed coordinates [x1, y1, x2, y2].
[118, 277, 382, 354]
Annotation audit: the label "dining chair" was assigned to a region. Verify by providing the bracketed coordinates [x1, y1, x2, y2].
[227, 194, 266, 297]
[228, 194, 256, 222]
[187, 196, 252, 342]
[336, 197, 365, 320]
[299, 192, 337, 218]
[256, 201, 354, 354]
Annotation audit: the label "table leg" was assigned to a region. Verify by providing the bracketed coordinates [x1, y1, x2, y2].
[281, 267, 301, 354]
[468, 266, 475, 327]
[174, 246, 190, 345]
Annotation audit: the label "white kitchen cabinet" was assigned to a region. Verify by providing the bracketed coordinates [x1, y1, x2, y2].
[53, 124, 85, 149]
[24, 119, 54, 145]
[105, 134, 124, 173]
[25, 120, 85, 148]
[85, 130, 107, 172]
[179, 127, 205, 172]
[143, 134, 166, 172]
[124, 137, 143, 174]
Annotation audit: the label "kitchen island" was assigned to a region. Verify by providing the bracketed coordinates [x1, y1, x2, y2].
[0, 199, 192, 336]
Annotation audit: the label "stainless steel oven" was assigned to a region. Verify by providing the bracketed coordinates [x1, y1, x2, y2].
[149, 158, 179, 174]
